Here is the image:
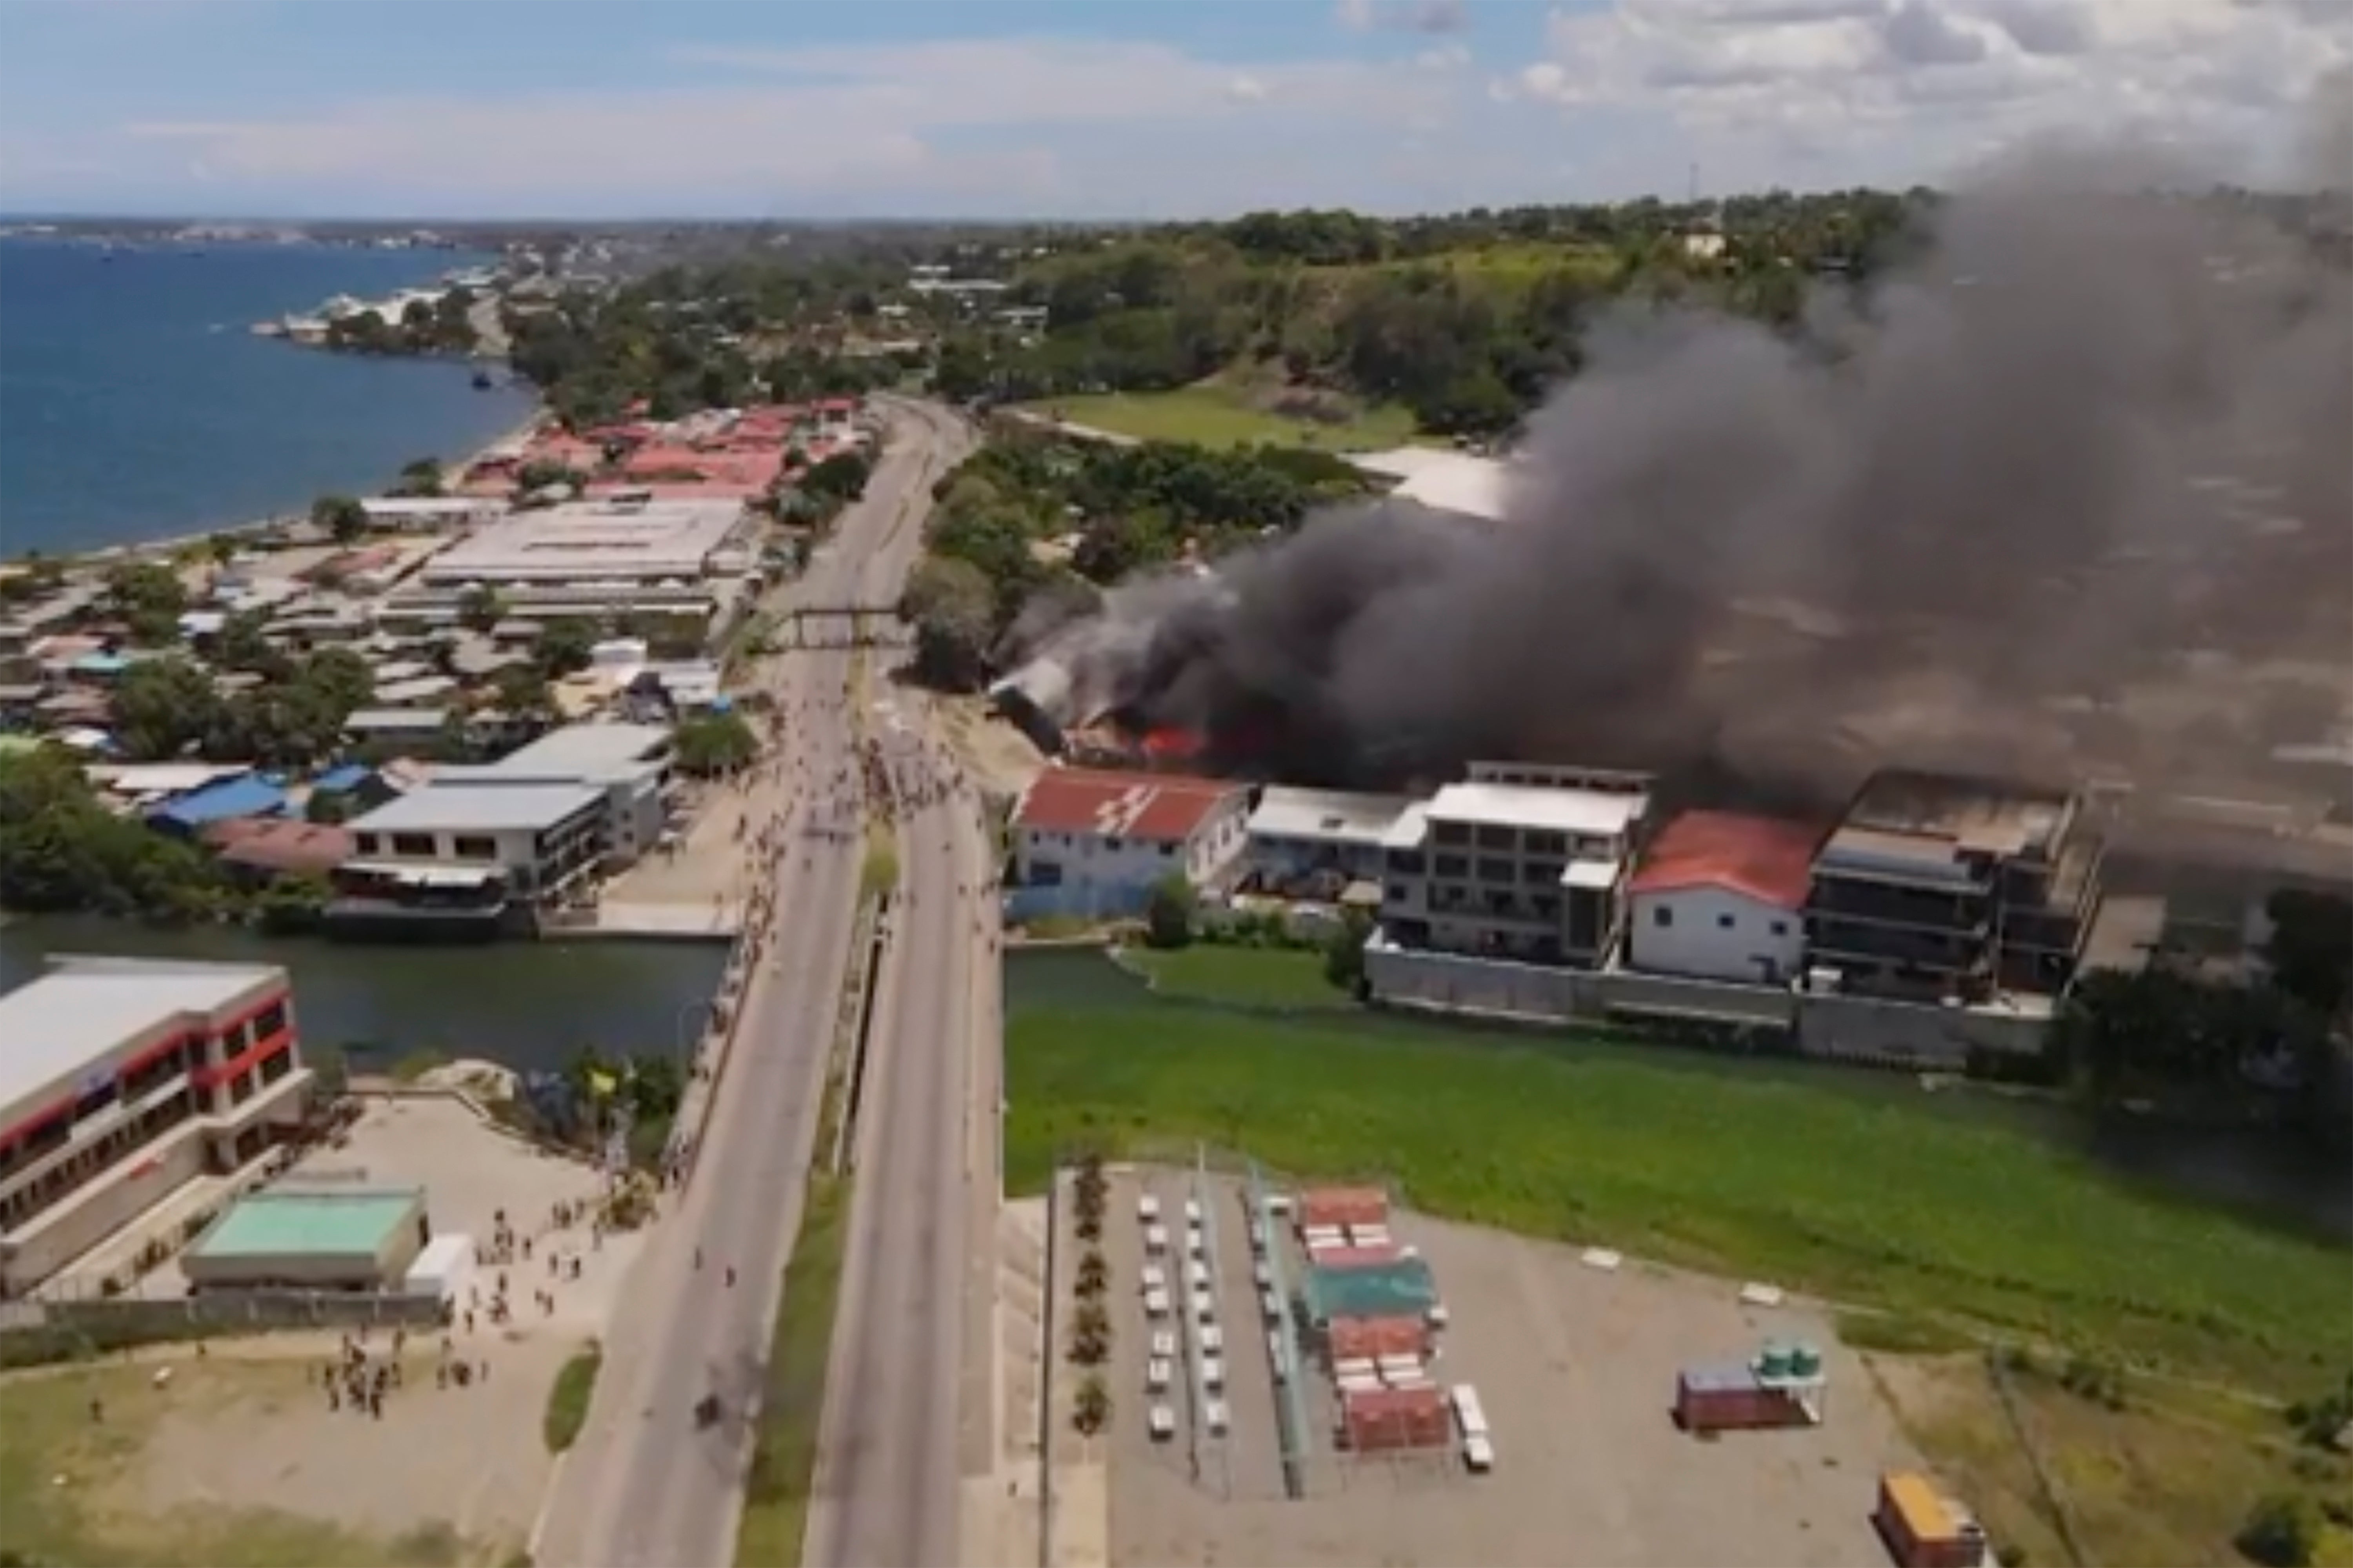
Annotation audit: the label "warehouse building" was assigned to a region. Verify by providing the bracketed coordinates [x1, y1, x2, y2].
[0, 958, 313, 1297]
[416, 496, 753, 587]
[1010, 767, 1252, 901]
[183, 1186, 429, 1293]
[1626, 811, 1822, 985]
[1806, 770, 2109, 1002]
[1378, 763, 1653, 967]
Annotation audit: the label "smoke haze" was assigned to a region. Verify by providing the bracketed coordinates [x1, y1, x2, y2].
[1015, 138, 2353, 805]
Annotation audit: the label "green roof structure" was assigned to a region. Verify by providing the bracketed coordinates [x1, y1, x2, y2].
[189, 1188, 423, 1260]
[1301, 1256, 1440, 1323]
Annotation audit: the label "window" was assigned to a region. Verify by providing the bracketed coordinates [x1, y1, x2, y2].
[1770, 919, 1789, 937]
[1477, 858, 1514, 884]
[1524, 860, 1564, 886]
[1105, 837, 1124, 853]
[1474, 825, 1516, 851]
[1159, 844, 1175, 857]
[1525, 830, 1567, 857]
[1717, 912, 1735, 930]
[1433, 854, 1469, 879]
[355, 832, 381, 856]
[452, 835, 497, 861]
[249, 1001, 289, 1042]
[391, 832, 435, 858]
[1653, 906, 1673, 928]
[1432, 821, 1470, 847]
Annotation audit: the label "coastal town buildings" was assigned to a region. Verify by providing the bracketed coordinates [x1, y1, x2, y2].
[1010, 767, 1253, 906]
[0, 957, 313, 1297]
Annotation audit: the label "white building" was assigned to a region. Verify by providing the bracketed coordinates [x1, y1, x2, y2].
[1011, 768, 1253, 898]
[1379, 763, 1653, 967]
[345, 780, 607, 899]
[1244, 787, 1416, 895]
[417, 497, 750, 588]
[0, 958, 314, 1296]
[1624, 811, 1821, 985]
[429, 721, 675, 869]
[360, 496, 507, 531]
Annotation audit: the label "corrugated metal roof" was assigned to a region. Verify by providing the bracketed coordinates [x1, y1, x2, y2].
[1631, 810, 1823, 910]
[1015, 767, 1244, 843]
[148, 774, 289, 829]
[351, 781, 603, 836]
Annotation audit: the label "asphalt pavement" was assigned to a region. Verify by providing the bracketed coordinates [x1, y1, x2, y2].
[534, 401, 970, 1568]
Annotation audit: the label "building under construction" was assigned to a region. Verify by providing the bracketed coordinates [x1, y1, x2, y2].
[1805, 770, 2113, 1003]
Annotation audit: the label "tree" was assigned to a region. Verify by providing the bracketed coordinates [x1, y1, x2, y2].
[673, 711, 758, 777]
[1072, 1374, 1110, 1435]
[311, 494, 369, 546]
[307, 790, 354, 825]
[103, 560, 188, 645]
[2236, 1494, 2323, 1568]
[2265, 890, 2353, 1022]
[800, 451, 873, 503]
[535, 621, 598, 679]
[1145, 874, 1196, 950]
[492, 662, 555, 720]
[1075, 1250, 1108, 1300]
[900, 557, 996, 692]
[112, 657, 223, 760]
[0, 750, 227, 918]
[459, 584, 509, 633]
[1324, 907, 1375, 995]
[391, 457, 446, 498]
[215, 608, 288, 679]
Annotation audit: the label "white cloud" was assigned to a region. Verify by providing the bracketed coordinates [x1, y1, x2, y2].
[1337, 0, 1473, 34]
[61, 36, 1476, 216]
[1495, 0, 2353, 189]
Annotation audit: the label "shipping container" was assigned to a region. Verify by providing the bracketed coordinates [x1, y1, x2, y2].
[1335, 1357, 1380, 1380]
[1875, 1472, 1985, 1568]
[1450, 1383, 1489, 1439]
[1328, 1314, 1429, 1362]
[1464, 1434, 1495, 1473]
[1302, 1186, 1390, 1231]
[1337, 1372, 1384, 1396]
[1340, 1384, 1450, 1452]
[1676, 1361, 1812, 1432]
[1306, 1244, 1404, 1272]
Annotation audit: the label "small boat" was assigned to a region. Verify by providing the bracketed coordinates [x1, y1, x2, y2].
[472, 370, 495, 390]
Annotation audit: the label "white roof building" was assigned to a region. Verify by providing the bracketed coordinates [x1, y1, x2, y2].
[1245, 787, 1417, 892]
[418, 498, 747, 587]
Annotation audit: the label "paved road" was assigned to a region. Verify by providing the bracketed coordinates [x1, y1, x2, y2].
[535, 402, 968, 1568]
[802, 396, 1001, 1568]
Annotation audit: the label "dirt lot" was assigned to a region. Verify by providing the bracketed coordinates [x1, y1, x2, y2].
[1083, 1166, 1924, 1568]
[0, 1332, 574, 1566]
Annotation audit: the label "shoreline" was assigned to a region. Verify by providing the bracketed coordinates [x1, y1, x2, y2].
[38, 399, 545, 570]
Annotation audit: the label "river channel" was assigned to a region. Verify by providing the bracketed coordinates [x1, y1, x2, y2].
[0, 916, 729, 1079]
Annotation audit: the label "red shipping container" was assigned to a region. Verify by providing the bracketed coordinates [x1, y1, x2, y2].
[1301, 1186, 1389, 1231]
[1341, 1385, 1450, 1452]
[1306, 1244, 1402, 1272]
[1328, 1315, 1428, 1362]
[1676, 1363, 1806, 1432]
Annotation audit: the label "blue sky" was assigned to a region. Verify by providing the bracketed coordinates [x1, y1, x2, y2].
[0, 0, 2341, 219]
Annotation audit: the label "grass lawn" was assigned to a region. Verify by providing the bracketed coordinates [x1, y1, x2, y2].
[541, 1343, 601, 1453]
[0, 1361, 480, 1568]
[1004, 955, 2353, 1395]
[736, 1176, 851, 1568]
[1021, 385, 1421, 452]
[1121, 944, 1349, 1010]
[1872, 1352, 2353, 1568]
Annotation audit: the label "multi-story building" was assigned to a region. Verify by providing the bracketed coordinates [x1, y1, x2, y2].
[0, 958, 314, 1295]
[1804, 770, 2109, 1001]
[1242, 787, 1417, 896]
[1379, 763, 1653, 966]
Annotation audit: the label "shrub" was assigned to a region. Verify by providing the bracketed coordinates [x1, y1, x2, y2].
[1144, 875, 1196, 950]
[2236, 1493, 2323, 1568]
[1074, 1373, 1111, 1435]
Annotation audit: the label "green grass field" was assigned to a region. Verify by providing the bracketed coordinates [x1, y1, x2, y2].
[1020, 385, 1420, 452]
[1005, 952, 2353, 1395]
[1121, 945, 1350, 1010]
[541, 1344, 601, 1453]
[736, 1176, 851, 1568]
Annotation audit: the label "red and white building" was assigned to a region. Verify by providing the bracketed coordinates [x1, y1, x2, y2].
[1626, 811, 1823, 985]
[0, 958, 314, 1296]
[1011, 767, 1252, 899]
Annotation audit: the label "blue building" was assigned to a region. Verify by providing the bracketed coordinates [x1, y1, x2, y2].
[147, 774, 291, 838]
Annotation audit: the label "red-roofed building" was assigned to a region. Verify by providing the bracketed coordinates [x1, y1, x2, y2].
[1011, 767, 1251, 901]
[1626, 810, 1823, 984]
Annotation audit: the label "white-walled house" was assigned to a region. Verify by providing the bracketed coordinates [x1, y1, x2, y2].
[1625, 811, 1822, 985]
[1011, 768, 1252, 898]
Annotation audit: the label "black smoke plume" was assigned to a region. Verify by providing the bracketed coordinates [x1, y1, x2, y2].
[1012, 140, 2353, 804]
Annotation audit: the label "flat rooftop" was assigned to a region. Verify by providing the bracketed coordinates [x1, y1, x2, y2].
[1422, 781, 1649, 839]
[350, 781, 604, 837]
[419, 498, 744, 585]
[1247, 786, 1417, 846]
[0, 958, 284, 1116]
[486, 721, 669, 778]
[189, 1188, 422, 1259]
[1840, 769, 2074, 858]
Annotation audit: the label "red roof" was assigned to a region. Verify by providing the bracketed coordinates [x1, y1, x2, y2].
[1628, 810, 1822, 910]
[1013, 767, 1244, 844]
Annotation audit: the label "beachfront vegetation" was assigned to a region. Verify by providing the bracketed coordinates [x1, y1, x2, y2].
[1004, 952, 2353, 1396]
[321, 286, 478, 359]
[310, 493, 368, 545]
[107, 645, 373, 767]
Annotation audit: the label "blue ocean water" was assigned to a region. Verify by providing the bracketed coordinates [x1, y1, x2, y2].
[0, 238, 537, 557]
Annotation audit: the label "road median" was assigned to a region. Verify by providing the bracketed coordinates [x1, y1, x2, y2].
[734, 1176, 851, 1568]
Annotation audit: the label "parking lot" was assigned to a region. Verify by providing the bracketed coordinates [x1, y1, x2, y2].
[1090, 1165, 1920, 1568]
